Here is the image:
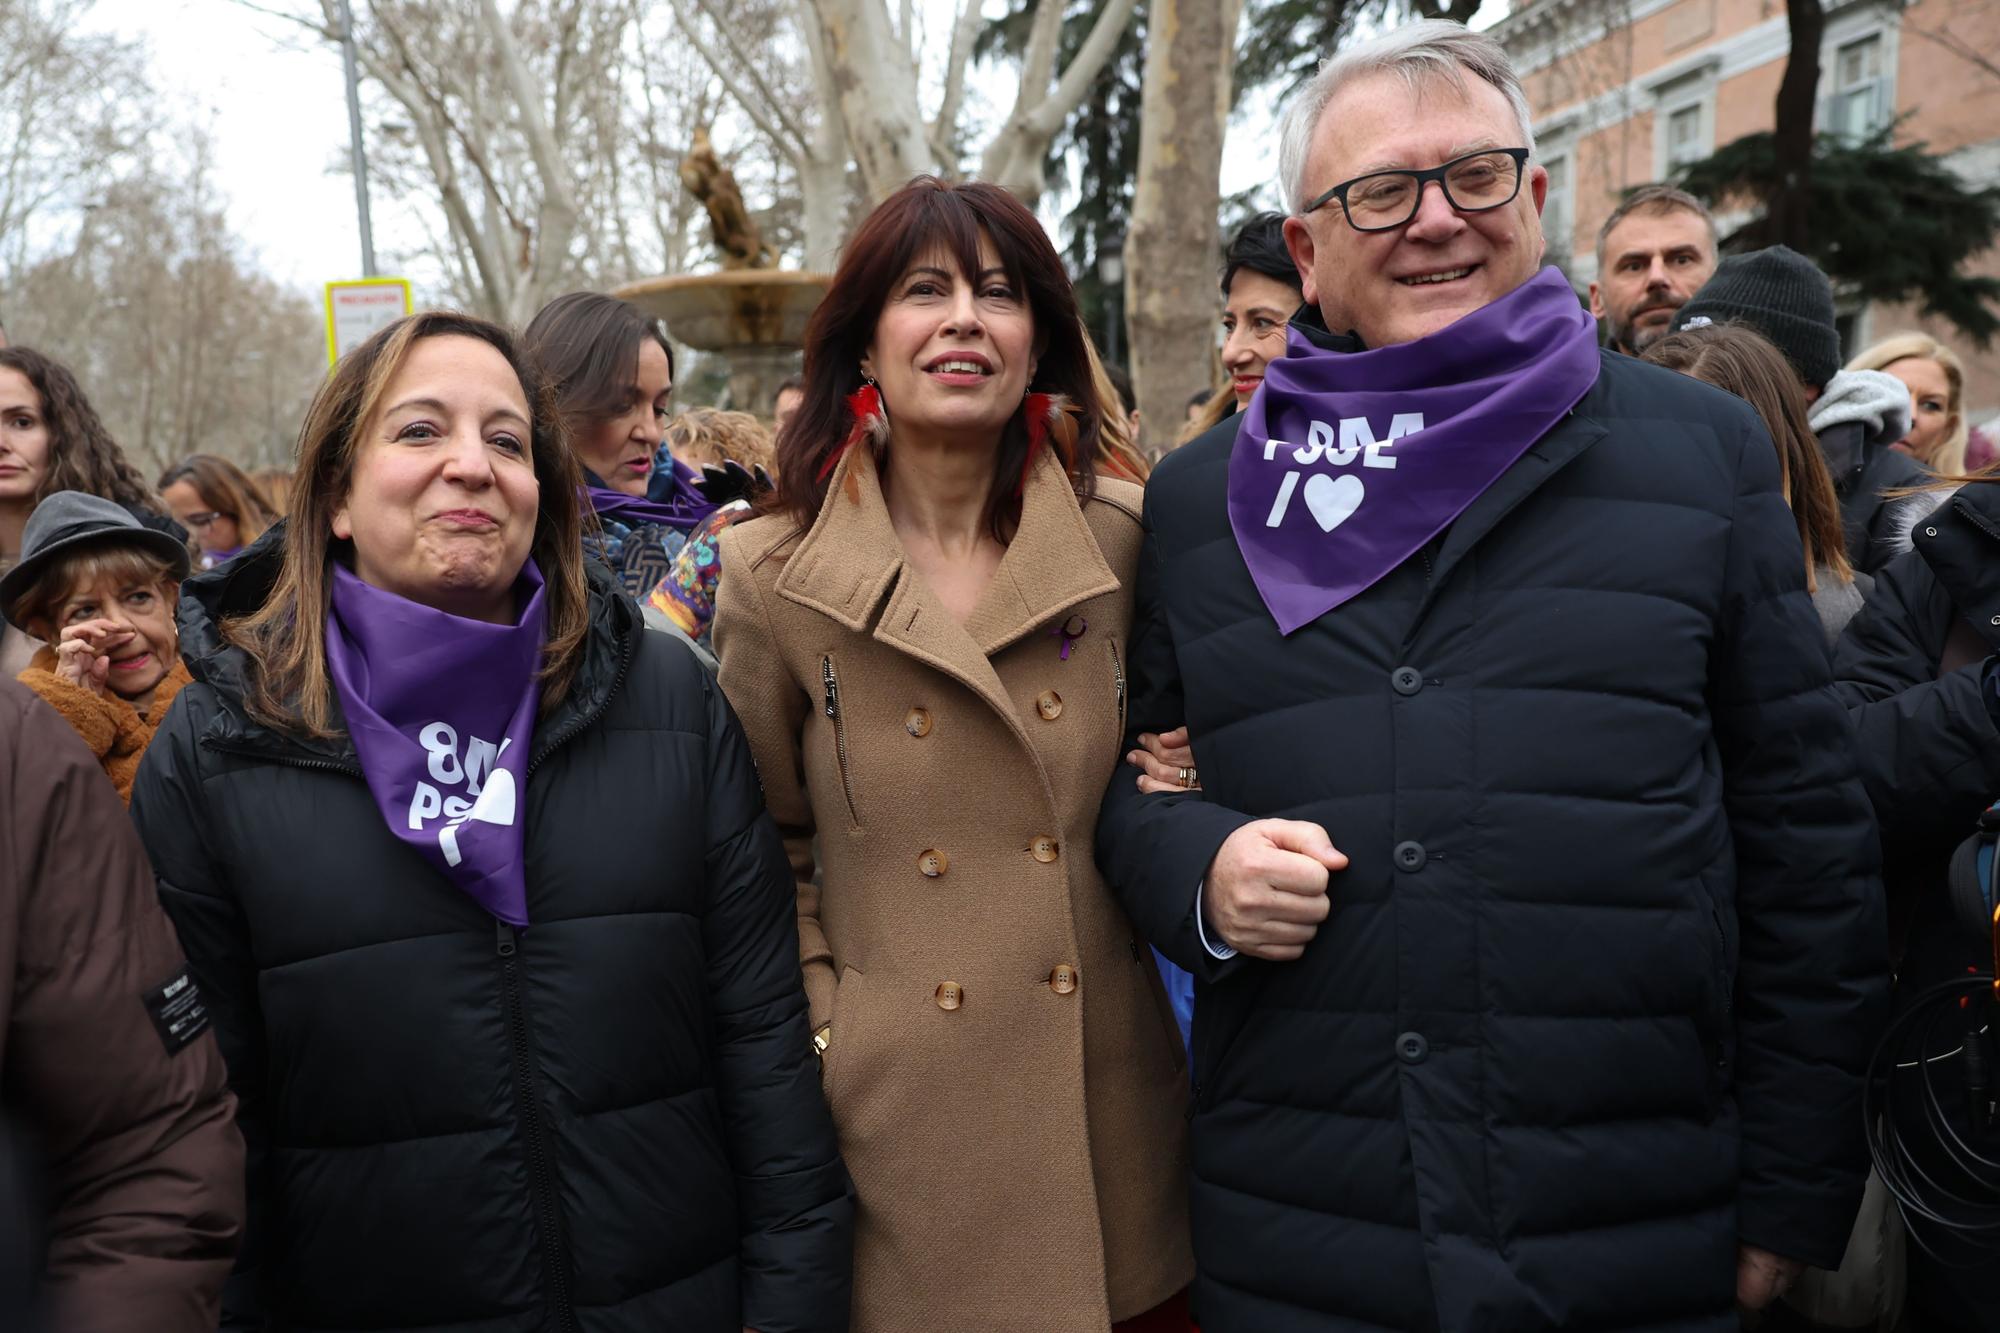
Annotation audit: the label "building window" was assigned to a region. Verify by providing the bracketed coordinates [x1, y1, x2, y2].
[1648, 63, 1716, 179]
[1828, 34, 1888, 143]
[1665, 104, 1705, 169]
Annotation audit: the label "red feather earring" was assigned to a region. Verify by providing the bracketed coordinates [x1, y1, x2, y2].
[1018, 391, 1079, 494]
[818, 379, 891, 484]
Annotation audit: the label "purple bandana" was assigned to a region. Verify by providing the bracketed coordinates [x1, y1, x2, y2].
[326, 561, 546, 925]
[1228, 266, 1600, 634]
[583, 456, 717, 532]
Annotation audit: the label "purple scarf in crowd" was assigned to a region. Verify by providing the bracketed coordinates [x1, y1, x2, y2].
[1228, 266, 1601, 634]
[582, 456, 717, 531]
[326, 560, 547, 925]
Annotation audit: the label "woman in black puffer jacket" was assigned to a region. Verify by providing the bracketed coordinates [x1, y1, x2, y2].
[131, 310, 852, 1333]
[1833, 477, 2000, 1333]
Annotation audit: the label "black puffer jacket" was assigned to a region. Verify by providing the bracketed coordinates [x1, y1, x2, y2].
[1834, 484, 2000, 954]
[1097, 331, 1888, 1332]
[1830, 484, 2000, 1331]
[131, 533, 853, 1333]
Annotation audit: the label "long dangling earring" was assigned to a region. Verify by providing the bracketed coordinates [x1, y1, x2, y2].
[1017, 391, 1079, 495]
[818, 375, 892, 483]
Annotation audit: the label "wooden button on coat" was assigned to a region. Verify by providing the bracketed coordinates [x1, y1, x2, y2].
[1035, 690, 1063, 720]
[935, 981, 963, 1011]
[918, 849, 949, 878]
[1030, 836, 1060, 863]
[1049, 964, 1078, 995]
[904, 707, 933, 737]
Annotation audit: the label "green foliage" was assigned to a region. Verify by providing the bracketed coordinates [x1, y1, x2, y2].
[1237, 0, 1483, 101]
[1675, 123, 2000, 346]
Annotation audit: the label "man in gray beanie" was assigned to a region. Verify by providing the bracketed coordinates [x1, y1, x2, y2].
[1671, 245, 1927, 573]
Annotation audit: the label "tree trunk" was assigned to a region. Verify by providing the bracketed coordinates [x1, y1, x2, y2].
[799, 13, 853, 268]
[1768, 0, 1823, 252]
[1126, 0, 1243, 454]
[805, 0, 929, 202]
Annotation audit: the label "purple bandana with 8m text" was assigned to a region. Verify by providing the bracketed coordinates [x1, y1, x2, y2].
[1227, 266, 1601, 635]
[326, 560, 546, 925]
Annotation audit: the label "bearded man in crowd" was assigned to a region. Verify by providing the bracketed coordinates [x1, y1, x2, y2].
[1097, 21, 1887, 1332]
[1589, 184, 1718, 355]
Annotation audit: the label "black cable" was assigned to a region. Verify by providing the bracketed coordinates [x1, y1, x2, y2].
[1865, 974, 2000, 1267]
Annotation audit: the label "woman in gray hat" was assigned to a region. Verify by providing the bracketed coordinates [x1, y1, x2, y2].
[0, 491, 191, 802]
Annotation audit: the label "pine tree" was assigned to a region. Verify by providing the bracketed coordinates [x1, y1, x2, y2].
[1676, 124, 2000, 346]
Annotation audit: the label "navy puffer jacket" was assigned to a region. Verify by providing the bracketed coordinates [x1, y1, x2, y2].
[1097, 329, 1888, 1333]
[131, 532, 853, 1332]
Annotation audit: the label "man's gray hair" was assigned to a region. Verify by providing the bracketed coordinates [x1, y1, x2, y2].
[1276, 20, 1537, 215]
[1593, 184, 1718, 268]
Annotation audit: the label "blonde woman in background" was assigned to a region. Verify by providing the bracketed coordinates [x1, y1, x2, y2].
[663, 405, 776, 475]
[1847, 333, 1970, 474]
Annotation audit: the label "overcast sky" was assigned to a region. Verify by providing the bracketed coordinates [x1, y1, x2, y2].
[72, 1, 1376, 300]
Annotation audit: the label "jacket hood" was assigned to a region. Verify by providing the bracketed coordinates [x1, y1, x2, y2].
[176, 521, 637, 762]
[1809, 369, 1911, 446]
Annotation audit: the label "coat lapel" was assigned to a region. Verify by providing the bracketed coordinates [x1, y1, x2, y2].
[775, 448, 1118, 739]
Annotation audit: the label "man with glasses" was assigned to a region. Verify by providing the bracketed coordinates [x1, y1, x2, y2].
[1096, 20, 1885, 1331]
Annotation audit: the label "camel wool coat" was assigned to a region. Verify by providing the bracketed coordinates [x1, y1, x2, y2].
[714, 447, 1193, 1332]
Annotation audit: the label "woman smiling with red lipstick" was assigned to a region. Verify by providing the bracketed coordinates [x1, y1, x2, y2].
[1177, 214, 1306, 448]
[712, 177, 1192, 1332]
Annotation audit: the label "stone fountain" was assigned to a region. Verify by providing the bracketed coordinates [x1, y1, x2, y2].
[613, 128, 830, 416]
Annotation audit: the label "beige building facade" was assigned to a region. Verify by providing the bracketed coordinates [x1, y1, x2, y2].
[1491, 0, 2000, 428]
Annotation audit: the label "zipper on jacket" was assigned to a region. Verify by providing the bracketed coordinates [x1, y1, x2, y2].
[1109, 640, 1128, 738]
[200, 737, 364, 778]
[821, 655, 860, 826]
[1954, 495, 2000, 545]
[527, 615, 638, 776]
[495, 919, 578, 1333]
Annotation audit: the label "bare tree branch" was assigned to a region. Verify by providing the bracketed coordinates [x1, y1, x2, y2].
[929, 0, 981, 167]
[679, 0, 811, 157]
[1899, 18, 2000, 85]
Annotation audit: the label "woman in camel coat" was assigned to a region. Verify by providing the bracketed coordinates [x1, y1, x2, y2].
[713, 178, 1190, 1331]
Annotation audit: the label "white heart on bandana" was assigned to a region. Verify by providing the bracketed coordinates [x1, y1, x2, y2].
[1303, 473, 1365, 533]
[439, 768, 519, 867]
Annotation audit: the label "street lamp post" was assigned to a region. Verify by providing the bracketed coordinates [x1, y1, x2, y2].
[337, 0, 377, 277]
[1096, 239, 1125, 369]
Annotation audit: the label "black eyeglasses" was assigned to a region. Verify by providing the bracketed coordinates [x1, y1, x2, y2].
[1302, 148, 1531, 233]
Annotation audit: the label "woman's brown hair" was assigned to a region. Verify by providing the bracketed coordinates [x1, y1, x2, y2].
[158, 453, 282, 549]
[774, 177, 1107, 538]
[1643, 323, 1853, 590]
[226, 311, 590, 738]
[0, 346, 157, 510]
[522, 291, 674, 457]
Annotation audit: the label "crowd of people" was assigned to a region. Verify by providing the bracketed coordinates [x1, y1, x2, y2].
[1, 17, 1996, 1333]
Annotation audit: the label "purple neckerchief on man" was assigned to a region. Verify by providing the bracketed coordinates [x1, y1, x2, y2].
[326, 560, 546, 925]
[1227, 265, 1601, 634]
